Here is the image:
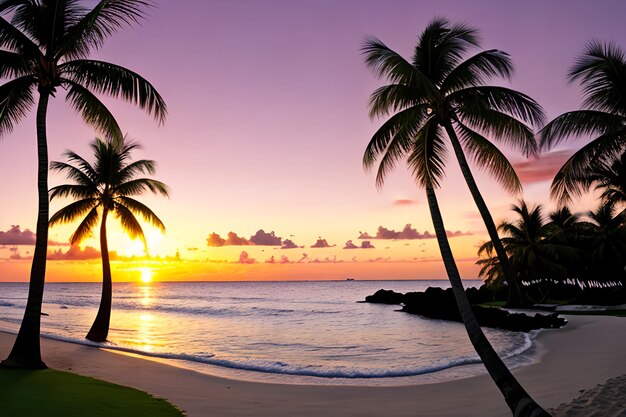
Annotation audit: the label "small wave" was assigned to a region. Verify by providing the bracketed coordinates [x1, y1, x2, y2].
[36, 331, 536, 380]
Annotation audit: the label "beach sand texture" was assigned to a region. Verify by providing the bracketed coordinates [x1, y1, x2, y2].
[1, 315, 625, 417]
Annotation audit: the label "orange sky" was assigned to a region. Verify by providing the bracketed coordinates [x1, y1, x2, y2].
[1, 1, 622, 282]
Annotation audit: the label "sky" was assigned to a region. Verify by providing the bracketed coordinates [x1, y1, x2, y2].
[1, 0, 626, 282]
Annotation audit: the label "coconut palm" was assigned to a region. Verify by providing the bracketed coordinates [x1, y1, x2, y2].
[363, 18, 549, 417]
[578, 202, 626, 286]
[480, 202, 578, 293]
[586, 150, 626, 209]
[540, 41, 626, 203]
[0, 1, 166, 368]
[49, 136, 168, 342]
[362, 17, 544, 307]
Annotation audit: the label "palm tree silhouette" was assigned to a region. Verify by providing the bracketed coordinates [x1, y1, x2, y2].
[49, 136, 168, 342]
[586, 150, 626, 209]
[479, 202, 578, 298]
[0, 1, 166, 368]
[540, 41, 626, 203]
[579, 202, 626, 286]
[362, 17, 545, 307]
[363, 18, 549, 416]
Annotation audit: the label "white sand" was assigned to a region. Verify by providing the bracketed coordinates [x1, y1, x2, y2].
[1, 315, 625, 417]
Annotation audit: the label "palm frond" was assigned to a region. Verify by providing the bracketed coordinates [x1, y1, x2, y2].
[63, 79, 123, 141]
[115, 178, 170, 197]
[49, 198, 99, 227]
[367, 84, 425, 118]
[442, 49, 513, 93]
[113, 202, 146, 245]
[0, 75, 35, 137]
[569, 41, 626, 115]
[455, 121, 522, 194]
[117, 159, 156, 182]
[550, 131, 626, 204]
[363, 105, 427, 171]
[61, 59, 167, 123]
[539, 110, 625, 150]
[0, 50, 33, 79]
[49, 183, 96, 200]
[57, 0, 153, 60]
[0, 13, 40, 55]
[69, 205, 101, 245]
[449, 86, 546, 128]
[117, 196, 165, 232]
[407, 118, 447, 188]
[413, 17, 480, 83]
[50, 159, 97, 185]
[362, 36, 437, 95]
[456, 106, 538, 157]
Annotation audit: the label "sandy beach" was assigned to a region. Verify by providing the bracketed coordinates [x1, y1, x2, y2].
[0, 315, 625, 416]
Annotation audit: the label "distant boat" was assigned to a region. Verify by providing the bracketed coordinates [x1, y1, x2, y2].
[346, 277, 355, 281]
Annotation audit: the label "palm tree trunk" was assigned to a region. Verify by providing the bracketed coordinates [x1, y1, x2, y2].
[1, 91, 50, 369]
[444, 123, 527, 307]
[425, 184, 549, 417]
[86, 209, 112, 342]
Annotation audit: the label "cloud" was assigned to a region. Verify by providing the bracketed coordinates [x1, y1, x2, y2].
[226, 231, 249, 246]
[343, 240, 375, 249]
[513, 150, 572, 184]
[311, 237, 334, 248]
[280, 239, 300, 249]
[0, 225, 36, 245]
[48, 245, 102, 261]
[249, 230, 282, 246]
[0, 225, 69, 246]
[393, 199, 418, 206]
[207, 232, 226, 247]
[237, 251, 256, 264]
[207, 229, 284, 247]
[358, 224, 471, 240]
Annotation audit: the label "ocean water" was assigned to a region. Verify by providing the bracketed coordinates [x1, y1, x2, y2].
[0, 280, 534, 384]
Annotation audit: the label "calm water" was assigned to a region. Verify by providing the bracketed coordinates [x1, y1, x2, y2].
[0, 280, 533, 383]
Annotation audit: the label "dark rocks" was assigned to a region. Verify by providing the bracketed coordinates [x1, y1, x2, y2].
[364, 289, 405, 304]
[364, 286, 567, 332]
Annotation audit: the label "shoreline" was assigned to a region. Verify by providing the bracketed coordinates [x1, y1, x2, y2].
[0, 317, 538, 387]
[2, 315, 626, 416]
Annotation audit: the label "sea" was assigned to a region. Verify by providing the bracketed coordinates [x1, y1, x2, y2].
[0, 280, 537, 385]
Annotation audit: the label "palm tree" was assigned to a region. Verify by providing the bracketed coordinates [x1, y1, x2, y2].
[480, 202, 578, 298]
[363, 18, 549, 417]
[49, 136, 168, 342]
[540, 41, 626, 203]
[586, 150, 626, 209]
[0, 1, 166, 368]
[362, 17, 545, 307]
[578, 202, 626, 286]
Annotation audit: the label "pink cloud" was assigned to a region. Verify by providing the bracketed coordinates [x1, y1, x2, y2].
[513, 150, 573, 184]
[237, 251, 256, 264]
[358, 224, 471, 240]
[393, 199, 418, 206]
[0, 225, 68, 246]
[311, 238, 334, 248]
[48, 245, 102, 261]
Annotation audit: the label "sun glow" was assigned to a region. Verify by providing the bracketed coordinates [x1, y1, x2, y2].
[139, 267, 153, 283]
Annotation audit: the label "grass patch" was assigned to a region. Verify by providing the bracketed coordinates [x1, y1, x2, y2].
[0, 368, 184, 417]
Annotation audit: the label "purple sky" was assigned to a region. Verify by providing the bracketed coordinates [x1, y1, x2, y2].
[1, 0, 626, 278]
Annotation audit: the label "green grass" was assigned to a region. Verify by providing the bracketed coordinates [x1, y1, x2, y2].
[0, 368, 184, 417]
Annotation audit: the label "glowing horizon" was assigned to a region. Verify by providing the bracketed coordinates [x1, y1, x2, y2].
[1, 1, 624, 283]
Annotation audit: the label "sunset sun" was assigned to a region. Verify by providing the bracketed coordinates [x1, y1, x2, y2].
[139, 268, 153, 283]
